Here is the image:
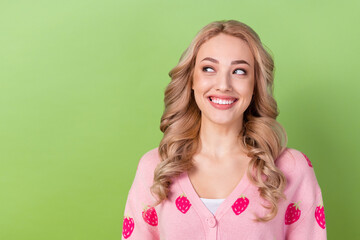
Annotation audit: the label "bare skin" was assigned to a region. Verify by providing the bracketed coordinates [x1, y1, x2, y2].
[188, 149, 252, 199]
[189, 33, 255, 199]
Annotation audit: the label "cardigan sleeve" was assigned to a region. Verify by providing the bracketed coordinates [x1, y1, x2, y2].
[286, 190, 327, 240]
[284, 149, 328, 240]
[121, 150, 160, 240]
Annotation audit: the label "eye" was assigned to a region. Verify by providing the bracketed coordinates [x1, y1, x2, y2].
[202, 66, 215, 72]
[234, 69, 246, 75]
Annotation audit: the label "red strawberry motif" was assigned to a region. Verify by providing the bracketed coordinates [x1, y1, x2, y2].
[231, 194, 249, 215]
[142, 205, 158, 226]
[285, 201, 301, 225]
[122, 215, 134, 239]
[301, 152, 313, 167]
[315, 202, 326, 229]
[176, 193, 192, 214]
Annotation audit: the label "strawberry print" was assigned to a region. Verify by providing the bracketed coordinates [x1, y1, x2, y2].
[176, 193, 192, 214]
[315, 202, 326, 229]
[122, 215, 134, 239]
[232, 194, 249, 215]
[301, 152, 313, 167]
[285, 201, 301, 225]
[142, 205, 158, 226]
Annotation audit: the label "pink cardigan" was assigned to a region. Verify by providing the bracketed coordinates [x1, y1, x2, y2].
[122, 147, 327, 239]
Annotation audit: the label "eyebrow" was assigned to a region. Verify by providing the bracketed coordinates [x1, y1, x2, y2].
[201, 57, 250, 66]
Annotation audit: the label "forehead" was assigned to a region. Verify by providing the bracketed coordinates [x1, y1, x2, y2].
[196, 33, 254, 66]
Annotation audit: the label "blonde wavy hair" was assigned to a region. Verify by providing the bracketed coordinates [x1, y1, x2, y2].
[150, 19, 288, 222]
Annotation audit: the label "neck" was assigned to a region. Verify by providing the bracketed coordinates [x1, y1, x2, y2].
[198, 116, 246, 160]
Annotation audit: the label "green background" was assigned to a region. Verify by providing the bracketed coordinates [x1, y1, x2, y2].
[1, 0, 358, 239]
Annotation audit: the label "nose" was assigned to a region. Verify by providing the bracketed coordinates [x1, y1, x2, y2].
[215, 70, 232, 91]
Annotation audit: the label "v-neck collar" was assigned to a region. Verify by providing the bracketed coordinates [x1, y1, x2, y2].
[177, 170, 251, 221]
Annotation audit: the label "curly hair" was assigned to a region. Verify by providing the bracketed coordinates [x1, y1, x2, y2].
[149, 19, 288, 222]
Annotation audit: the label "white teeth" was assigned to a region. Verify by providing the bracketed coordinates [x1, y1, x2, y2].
[210, 97, 235, 105]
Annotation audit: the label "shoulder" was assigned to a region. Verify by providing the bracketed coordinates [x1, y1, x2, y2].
[276, 147, 322, 193]
[275, 148, 320, 191]
[137, 147, 161, 171]
[275, 147, 315, 174]
[125, 147, 162, 208]
[133, 147, 161, 185]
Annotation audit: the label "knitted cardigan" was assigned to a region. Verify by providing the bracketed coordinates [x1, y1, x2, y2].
[122, 147, 327, 240]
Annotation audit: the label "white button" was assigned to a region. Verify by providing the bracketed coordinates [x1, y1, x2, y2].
[206, 216, 217, 228]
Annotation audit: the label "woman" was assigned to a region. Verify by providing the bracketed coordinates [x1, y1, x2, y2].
[122, 20, 327, 239]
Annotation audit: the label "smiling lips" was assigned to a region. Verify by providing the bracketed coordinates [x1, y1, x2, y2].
[208, 96, 238, 110]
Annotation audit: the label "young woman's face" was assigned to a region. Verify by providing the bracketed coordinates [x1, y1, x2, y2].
[192, 33, 255, 126]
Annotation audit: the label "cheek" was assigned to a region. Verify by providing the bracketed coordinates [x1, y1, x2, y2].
[192, 75, 211, 92]
[234, 79, 254, 94]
